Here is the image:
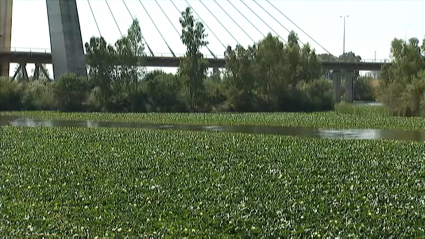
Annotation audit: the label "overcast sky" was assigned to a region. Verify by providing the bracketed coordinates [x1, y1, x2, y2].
[8, 0, 425, 76]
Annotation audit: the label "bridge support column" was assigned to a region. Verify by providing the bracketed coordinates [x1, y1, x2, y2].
[46, 0, 86, 79]
[345, 70, 354, 103]
[212, 68, 220, 78]
[0, 0, 13, 78]
[332, 70, 342, 103]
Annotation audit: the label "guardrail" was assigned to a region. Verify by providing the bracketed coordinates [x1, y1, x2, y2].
[10, 47, 51, 53]
[8, 48, 392, 63]
[9, 47, 225, 58]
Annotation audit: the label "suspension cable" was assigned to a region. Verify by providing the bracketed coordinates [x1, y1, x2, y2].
[177, 0, 226, 50]
[155, 0, 180, 38]
[198, 0, 240, 45]
[138, 0, 176, 57]
[239, 0, 286, 43]
[214, 0, 255, 43]
[87, 0, 101, 36]
[227, 0, 265, 39]
[122, 0, 154, 56]
[266, 0, 332, 54]
[253, 0, 303, 45]
[105, 0, 122, 36]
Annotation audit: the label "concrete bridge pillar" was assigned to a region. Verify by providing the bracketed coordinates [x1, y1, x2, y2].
[0, 0, 13, 78]
[332, 70, 342, 103]
[345, 70, 354, 103]
[46, 0, 86, 79]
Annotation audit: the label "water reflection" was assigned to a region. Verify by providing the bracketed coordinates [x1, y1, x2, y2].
[354, 101, 383, 106]
[1, 116, 425, 142]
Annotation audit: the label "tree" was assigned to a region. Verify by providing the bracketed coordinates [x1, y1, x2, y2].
[377, 37, 425, 116]
[85, 36, 116, 104]
[224, 44, 258, 111]
[85, 18, 146, 111]
[178, 7, 209, 111]
[114, 18, 146, 110]
[224, 31, 328, 112]
[142, 71, 185, 112]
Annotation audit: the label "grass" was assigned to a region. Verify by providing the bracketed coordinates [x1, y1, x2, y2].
[2, 104, 425, 130]
[2, 126, 425, 237]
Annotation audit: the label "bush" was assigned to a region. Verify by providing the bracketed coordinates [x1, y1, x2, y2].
[54, 73, 91, 112]
[204, 77, 227, 110]
[142, 72, 186, 112]
[378, 70, 425, 116]
[0, 78, 25, 111]
[21, 80, 57, 110]
[354, 76, 376, 101]
[296, 78, 334, 112]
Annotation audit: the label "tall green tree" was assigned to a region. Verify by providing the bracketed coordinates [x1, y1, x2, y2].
[114, 18, 146, 110]
[224, 44, 258, 111]
[85, 36, 116, 102]
[178, 7, 209, 111]
[224, 31, 326, 112]
[378, 37, 425, 116]
[114, 18, 145, 83]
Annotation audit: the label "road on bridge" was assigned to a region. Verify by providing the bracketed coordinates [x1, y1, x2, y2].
[0, 51, 390, 71]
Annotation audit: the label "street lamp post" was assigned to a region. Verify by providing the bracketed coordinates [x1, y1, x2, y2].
[405, 25, 409, 42]
[340, 15, 349, 55]
[340, 15, 352, 103]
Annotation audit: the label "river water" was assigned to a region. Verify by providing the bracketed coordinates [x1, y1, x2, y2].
[1, 116, 425, 142]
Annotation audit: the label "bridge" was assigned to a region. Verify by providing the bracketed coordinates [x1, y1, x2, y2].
[0, 51, 389, 71]
[0, 0, 392, 103]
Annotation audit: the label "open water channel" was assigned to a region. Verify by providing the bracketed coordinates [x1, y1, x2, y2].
[1, 116, 425, 142]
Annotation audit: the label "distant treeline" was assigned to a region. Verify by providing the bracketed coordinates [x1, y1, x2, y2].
[4, 7, 414, 114]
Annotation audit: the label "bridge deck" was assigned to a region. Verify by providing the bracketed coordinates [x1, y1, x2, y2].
[0, 51, 389, 71]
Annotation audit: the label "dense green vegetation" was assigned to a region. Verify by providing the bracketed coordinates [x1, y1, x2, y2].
[2, 127, 425, 237]
[3, 104, 425, 130]
[0, 7, 378, 113]
[377, 37, 425, 116]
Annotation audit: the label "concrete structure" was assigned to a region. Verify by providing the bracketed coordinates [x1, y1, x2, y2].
[345, 71, 354, 103]
[332, 70, 342, 103]
[0, 0, 13, 78]
[0, 51, 390, 71]
[46, 0, 86, 79]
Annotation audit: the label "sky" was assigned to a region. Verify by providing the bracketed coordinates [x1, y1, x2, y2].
[8, 0, 425, 76]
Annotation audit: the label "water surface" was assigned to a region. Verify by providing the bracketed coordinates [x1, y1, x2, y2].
[1, 116, 425, 142]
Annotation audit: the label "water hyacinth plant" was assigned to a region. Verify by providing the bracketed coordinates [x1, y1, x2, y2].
[1, 126, 425, 237]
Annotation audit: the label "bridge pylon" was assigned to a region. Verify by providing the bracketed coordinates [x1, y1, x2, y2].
[0, 0, 13, 78]
[46, 0, 86, 79]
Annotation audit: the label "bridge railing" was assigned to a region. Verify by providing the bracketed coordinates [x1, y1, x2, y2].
[144, 52, 226, 58]
[6, 48, 393, 63]
[8, 48, 226, 58]
[359, 59, 391, 63]
[10, 47, 51, 53]
[330, 59, 392, 64]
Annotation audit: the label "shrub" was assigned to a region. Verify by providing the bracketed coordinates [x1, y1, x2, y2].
[142, 72, 186, 112]
[296, 78, 334, 112]
[21, 80, 57, 110]
[378, 70, 425, 116]
[0, 78, 25, 111]
[354, 76, 376, 101]
[54, 73, 91, 112]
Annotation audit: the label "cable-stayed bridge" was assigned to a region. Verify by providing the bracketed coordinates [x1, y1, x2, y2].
[0, 0, 392, 103]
